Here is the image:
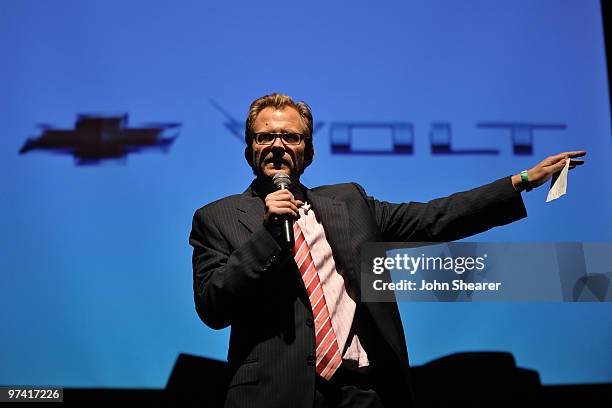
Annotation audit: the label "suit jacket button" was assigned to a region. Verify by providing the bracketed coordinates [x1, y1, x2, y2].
[307, 355, 316, 366]
[306, 318, 314, 328]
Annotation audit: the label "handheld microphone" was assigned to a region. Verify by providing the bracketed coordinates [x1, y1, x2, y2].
[272, 172, 295, 249]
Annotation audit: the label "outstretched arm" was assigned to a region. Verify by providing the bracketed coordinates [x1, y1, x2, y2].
[358, 177, 527, 242]
[357, 150, 586, 242]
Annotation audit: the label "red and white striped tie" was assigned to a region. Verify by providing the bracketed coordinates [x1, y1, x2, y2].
[292, 222, 342, 380]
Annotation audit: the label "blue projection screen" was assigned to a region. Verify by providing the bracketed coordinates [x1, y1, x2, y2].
[1, 0, 611, 388]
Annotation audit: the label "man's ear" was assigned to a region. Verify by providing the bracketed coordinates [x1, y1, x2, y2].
[305, 144, 315, 167]
[244, 146, 253, 167]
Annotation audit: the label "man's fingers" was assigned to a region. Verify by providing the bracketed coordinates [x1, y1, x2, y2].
[545, 155, 586, 169]
[568, 160, 585, 170]
[566, 150, 587, 158]
[552, 159, 568, 171]
[547, 157, 585, 172]
[270, 190, 295, 200]
[272, 201, 300, 212]
[541, 159, 566, 176]
[271, 198, 302, 208]
[266, 191, 298, 207]
[548, 150, 587, 163]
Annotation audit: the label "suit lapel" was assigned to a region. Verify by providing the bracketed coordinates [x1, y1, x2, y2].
[237, 190, 264, 234]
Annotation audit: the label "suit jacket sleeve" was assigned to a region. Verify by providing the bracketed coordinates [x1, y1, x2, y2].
[355, 176, 527, 242]
[189, 206, 284, 330]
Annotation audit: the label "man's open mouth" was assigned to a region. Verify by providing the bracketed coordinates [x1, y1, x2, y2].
[265, 157, 289, 167]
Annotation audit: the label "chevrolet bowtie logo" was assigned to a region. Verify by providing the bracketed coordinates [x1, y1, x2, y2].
[19, 114, 180, 165]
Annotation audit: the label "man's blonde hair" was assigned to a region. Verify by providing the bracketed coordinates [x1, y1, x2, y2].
[245, 93, 313, 143]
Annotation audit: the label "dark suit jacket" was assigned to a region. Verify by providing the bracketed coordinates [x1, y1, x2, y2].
[189, 177, 527, 408]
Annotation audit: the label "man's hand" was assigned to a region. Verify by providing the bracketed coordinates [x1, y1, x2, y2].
[511, 150, 586, 192]
[263, 189, 304, 230]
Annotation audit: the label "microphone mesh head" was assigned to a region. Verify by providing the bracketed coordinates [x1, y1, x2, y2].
[272, 172, 291, 189]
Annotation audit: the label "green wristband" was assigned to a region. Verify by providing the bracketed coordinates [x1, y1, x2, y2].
[520, 170, 532, 191]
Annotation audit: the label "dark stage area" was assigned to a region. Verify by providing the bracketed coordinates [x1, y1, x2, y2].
[58, 353, 611, 406]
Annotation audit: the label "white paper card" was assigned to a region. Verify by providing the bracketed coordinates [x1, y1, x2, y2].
[546, 159, 570, 202]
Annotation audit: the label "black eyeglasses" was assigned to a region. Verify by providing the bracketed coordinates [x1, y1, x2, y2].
[252, 132, 305, 146]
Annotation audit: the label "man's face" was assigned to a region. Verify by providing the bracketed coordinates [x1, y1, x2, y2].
[250, 107, 311, 180]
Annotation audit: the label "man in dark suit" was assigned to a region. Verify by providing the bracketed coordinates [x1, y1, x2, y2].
[189, 93, 585, 407]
